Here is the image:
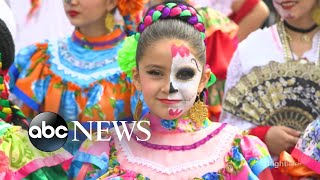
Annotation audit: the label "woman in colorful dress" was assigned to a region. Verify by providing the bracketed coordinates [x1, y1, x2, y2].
[69, 1, 274, 179]
[279, 118, 320, 179]
[0, 17, 72, 180]
[221, 0, 320, 179]
[9, 0, 147, 155]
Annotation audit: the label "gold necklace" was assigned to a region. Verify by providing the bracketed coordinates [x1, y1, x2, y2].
[283, 21, 317, 43]
[285, 33, 311, 43]
[277, 21, 320, 65]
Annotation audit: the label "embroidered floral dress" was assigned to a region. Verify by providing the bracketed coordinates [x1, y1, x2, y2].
[70, 113, 273, 179]
[9, 26, 146, 154]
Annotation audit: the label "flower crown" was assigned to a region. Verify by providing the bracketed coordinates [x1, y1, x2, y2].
[137, 2, 206, 39]
[118, 2, 216, 87]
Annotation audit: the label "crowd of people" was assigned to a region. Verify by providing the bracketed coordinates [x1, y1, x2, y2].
[0, 0, 319, 179]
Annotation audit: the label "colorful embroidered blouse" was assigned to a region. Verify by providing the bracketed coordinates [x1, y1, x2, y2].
[9, 27, 147, 154]
[70, 113, 273, 179]
[0, 120, 72, 179]
[9, 27, 142, 122]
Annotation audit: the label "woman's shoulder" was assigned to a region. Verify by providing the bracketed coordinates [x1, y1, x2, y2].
[238, 24, 277, 52]
[232, 24, 283, 72]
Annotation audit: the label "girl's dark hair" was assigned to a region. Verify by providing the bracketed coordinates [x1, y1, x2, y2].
[136, 0, 206, 67]
[0, 18, 15, 70]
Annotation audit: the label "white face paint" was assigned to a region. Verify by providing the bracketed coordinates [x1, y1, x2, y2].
[167, 44, 202, 118]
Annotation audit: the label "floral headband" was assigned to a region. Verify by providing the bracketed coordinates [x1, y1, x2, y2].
[118, 2, 216, 88]
[137, 2, 206, 39]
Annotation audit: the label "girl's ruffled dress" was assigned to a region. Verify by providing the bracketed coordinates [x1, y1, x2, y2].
[70, 113, 273, 179]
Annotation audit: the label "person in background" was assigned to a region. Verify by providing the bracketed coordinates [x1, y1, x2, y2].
[230, 0, 270, 41]
[0, 17, 72, 180]
[221, 0, 320, 179]
[9, 0, 148, 156]
[192, 0, 270, 41]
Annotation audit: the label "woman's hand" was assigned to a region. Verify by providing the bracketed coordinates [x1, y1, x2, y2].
[265, 126, 301, 156]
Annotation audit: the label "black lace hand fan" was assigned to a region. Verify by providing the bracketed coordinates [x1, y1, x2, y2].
[223, 61, 320, 131]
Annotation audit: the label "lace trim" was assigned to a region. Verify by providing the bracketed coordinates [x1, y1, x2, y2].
[116, 126, 237, 175]
[50, 41, 121, 81]
[59, 41, 118, 70]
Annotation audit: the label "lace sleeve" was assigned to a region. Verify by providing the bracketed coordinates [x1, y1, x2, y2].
[220, 49, 256, 130]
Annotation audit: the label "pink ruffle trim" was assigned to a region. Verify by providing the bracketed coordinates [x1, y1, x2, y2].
[292, 148, 320, 174]
[9, 152, 73, 179]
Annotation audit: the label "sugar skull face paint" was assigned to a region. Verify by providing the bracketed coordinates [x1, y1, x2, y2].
[166, 44, 202, 118]
[134, 39, 203, 120]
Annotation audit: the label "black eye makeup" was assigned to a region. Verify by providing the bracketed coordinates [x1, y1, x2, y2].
[176, 67, 195, 80]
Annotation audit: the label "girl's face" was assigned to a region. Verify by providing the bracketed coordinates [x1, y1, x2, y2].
[273, 0, 317, 20]
[63, 0, 116, 28]
[133, 39, 210, 120]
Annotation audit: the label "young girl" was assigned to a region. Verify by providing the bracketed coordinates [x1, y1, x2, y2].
[70, 1, 274, 179]
[0, 17, 72, 180]
[279, 118, 320, 179]
[9, 0, 147, 155]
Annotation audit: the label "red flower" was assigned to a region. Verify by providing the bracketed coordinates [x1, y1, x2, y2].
[117, 0, 147, 16]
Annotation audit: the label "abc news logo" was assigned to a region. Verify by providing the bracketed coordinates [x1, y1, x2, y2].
[28, 112, 68, 152]
[28, 112, 151, 152]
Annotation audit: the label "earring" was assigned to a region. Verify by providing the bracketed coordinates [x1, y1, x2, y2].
[134, 92, 143, 121]
[105, 12, 115, 33]
[190, 92, 208, 127]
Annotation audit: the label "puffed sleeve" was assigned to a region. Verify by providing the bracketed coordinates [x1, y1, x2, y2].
[240, 134, 274, 176]
[69, 133, 111, 180]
